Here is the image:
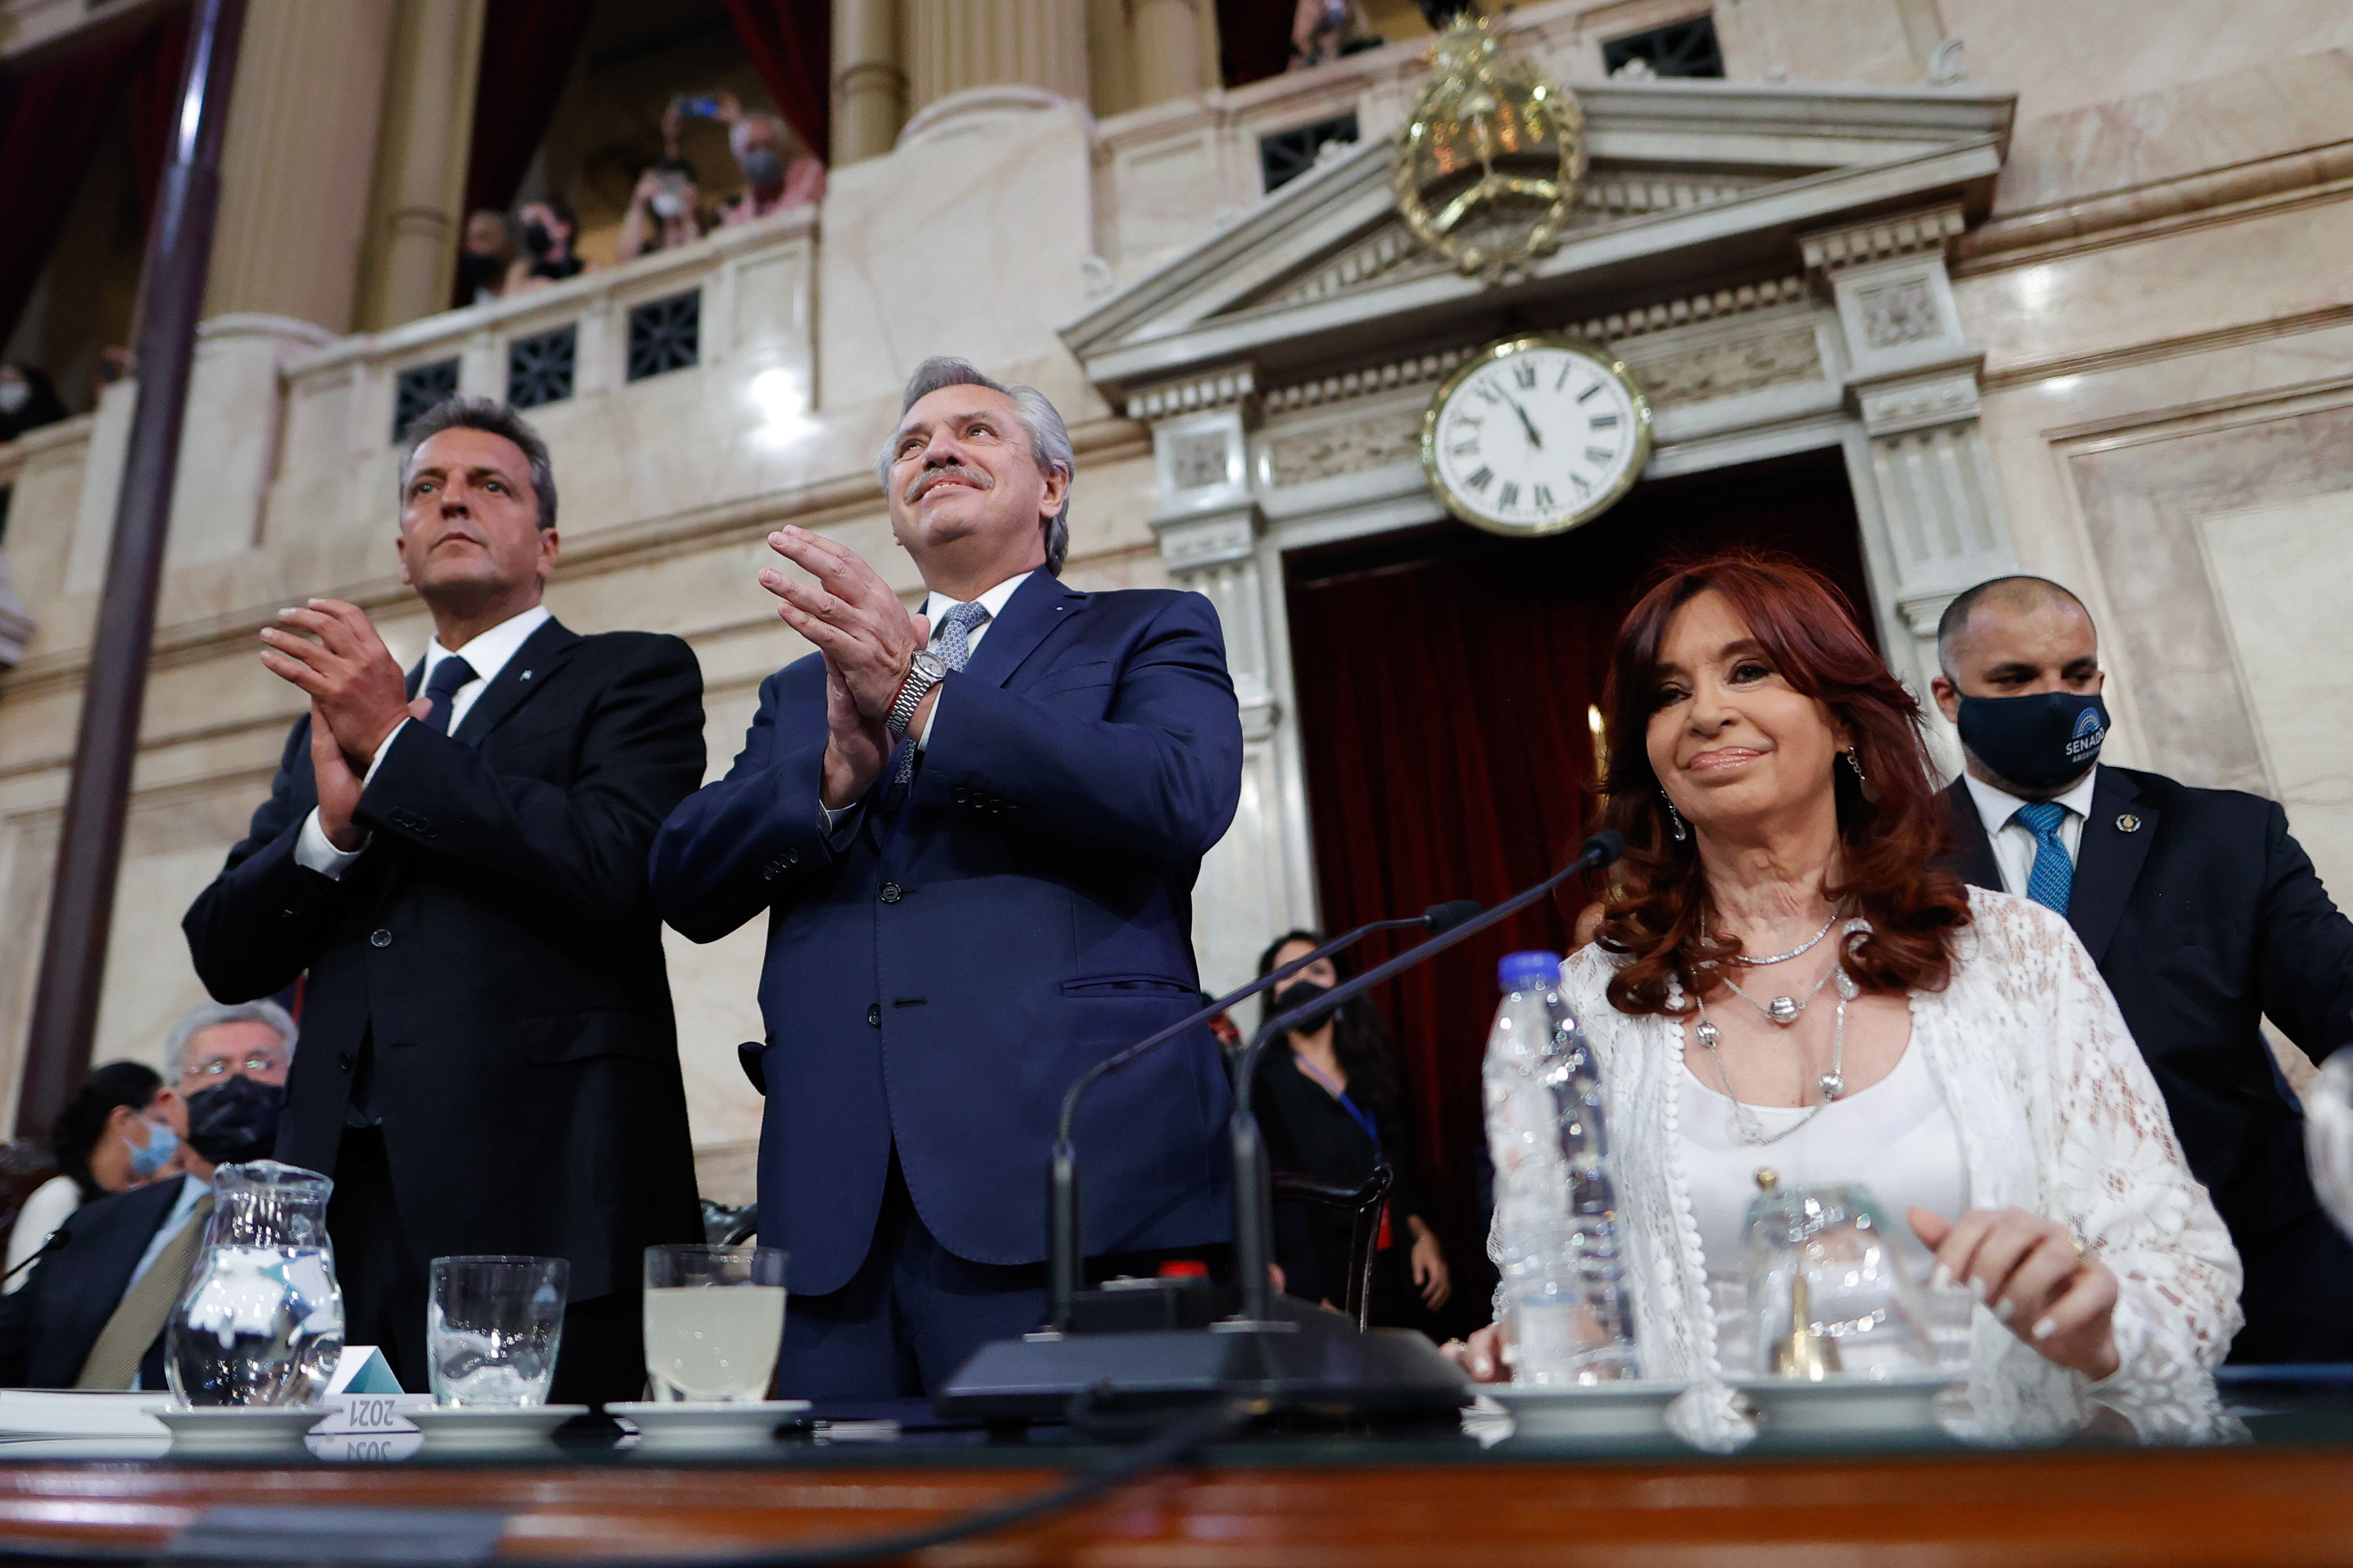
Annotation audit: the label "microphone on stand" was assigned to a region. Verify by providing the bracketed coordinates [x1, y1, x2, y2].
[0, 1224, 72, 1288]
[1226, 831, 1625, 1325]
[1045, 900, 1485, 1332]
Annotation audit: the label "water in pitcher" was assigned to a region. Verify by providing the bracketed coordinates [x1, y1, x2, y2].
[643, 1285, 787, 1400]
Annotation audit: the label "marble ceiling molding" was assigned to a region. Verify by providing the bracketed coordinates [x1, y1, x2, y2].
[1953, 140, 2353, 273]
[1264, 409, 1423, 488]
[1798, 204, 1966, 275]
[1263, 348, 1468, 415]
[1571, 275, 1808, 344]
[1124, 366, 1258, 421]
[1619, 319, 1824, 409]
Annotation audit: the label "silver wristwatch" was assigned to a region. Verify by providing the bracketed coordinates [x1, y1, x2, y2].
[885, 650, 948, 736]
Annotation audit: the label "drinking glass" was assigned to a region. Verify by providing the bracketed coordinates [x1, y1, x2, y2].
[1741, 1177, 1934, 1379]
[643, 1245, 788, 1402]
[2307, 1053, 2353, 1238]
[428, 1255, 569, 1406]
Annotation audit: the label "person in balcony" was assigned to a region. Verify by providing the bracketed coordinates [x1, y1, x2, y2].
[616, 158, 709, 263]
[710, 93, 825, 225]
[0, 363, 68, 443]
[455, 210, 517, 306]
[1290, 0, 1380, 69]
[504, 197, 588, 293]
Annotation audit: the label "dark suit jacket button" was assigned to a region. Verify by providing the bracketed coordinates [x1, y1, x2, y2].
[337, 1052, 354, 1071]
[866, 1003, 882, 1028]
[369, 929, 393, 948]
[761, 865, 778, 882]
[880, 882, 902, 904]
[785, 848, 800, 866]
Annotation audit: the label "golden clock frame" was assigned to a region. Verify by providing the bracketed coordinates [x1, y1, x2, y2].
[1418, 332, 1655, 539]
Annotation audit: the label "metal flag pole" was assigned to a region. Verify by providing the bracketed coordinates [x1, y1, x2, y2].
[16, 0, 250, 1140]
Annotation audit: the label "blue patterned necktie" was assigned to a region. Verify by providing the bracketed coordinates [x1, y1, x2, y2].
[420, 655, 478, 735]
[888, 600, 991, 800]
[2013, 800, 2074, 915]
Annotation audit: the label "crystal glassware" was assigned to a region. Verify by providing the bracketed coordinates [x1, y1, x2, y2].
[166, 1160, 343, 1407]
[2305, 1052, 2353, 1238]
[643, 1245, 788, 1402]
[428, 1255, 570, 1406]
[1740, 1172, 1934, 1379]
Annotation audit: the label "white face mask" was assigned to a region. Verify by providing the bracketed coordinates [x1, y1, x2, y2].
[0, 381, 29, 415]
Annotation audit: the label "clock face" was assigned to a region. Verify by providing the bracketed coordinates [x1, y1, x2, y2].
[1421, 336, 1652, 536]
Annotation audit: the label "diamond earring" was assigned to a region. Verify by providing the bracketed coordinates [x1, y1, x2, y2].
[1661, 789, 1687, 842]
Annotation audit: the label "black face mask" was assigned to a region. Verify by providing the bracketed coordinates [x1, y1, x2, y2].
[455, 250, 506, 296]
[521, 221, 554, 258]
[1956, 691, 2108, 792]
[1269, 979, 1339, 1028]
[185, 1075, 285, 1167]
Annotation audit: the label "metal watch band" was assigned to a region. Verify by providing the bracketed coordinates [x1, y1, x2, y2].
[885, 653, 944, 736]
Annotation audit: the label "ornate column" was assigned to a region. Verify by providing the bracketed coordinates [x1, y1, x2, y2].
[1804, 204, 2020, 727]
[1130, 366, 1320, 994]
[833, 0, 906, 166]
[1130, 0, 1207, 107]
[902, 0, 1090, 118]
[204, 0, 399, 334]
[353, 0, 487, 330]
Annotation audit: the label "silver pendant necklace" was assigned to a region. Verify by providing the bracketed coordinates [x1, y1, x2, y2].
[1701, 912, 1852, 1024]
[1723, 909, 1839, 967]
[1693, 964, 1860, 1147]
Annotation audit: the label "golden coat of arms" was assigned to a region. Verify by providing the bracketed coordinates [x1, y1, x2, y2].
[1393, 12, 1587, 279]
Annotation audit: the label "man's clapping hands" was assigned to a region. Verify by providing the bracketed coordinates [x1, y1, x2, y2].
[259, 599, 430, 851]
[760, 526, 929, 809]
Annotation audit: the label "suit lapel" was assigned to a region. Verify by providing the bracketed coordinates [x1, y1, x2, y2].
[958, 573, 1086, 690]
[1944, 780, 2002, 891]
[453, 617, 581, 746]
[2068, 766, 2153, 966]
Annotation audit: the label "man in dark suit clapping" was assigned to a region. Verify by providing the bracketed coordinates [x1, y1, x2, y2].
[182, 399, 705, 1402]
[651, 358, 1244, 1399]
[1932, 575, 2353, 1362]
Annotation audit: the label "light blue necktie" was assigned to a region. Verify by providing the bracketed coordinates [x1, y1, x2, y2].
[2013, 800, 2074, 915]
[887, 600, 991, 802]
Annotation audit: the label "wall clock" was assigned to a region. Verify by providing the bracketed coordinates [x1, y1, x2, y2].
[1420, 333, 1652, 536]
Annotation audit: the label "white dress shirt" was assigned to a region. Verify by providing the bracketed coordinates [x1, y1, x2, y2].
[819, 571, 1032, 836]
[1960, 765, 2100, 898]
[294, 604, 552, 879]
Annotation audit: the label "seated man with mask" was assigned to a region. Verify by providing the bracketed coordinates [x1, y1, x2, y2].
[0, 1001, 296, 1389]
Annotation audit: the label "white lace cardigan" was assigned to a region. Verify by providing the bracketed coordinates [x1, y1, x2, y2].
[1555, 888, 2241, 1449]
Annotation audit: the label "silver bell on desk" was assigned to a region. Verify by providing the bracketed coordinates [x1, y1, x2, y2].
[1741, 1169, 1933, 1379]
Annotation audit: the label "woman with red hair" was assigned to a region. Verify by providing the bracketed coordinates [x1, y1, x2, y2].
[1455, 553, 2239, 1447]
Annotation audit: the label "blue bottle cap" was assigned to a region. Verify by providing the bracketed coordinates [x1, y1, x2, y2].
[1498, 950, 1564, 992]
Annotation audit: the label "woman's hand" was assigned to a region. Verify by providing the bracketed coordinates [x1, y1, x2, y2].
[1911, 1207, 2120, 1381]
[1442, 1325, 1506, 1382]
[1408, 1219, 1452, 1309]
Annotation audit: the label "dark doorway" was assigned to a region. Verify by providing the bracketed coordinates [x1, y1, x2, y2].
[1280, 446, 1875, 1334]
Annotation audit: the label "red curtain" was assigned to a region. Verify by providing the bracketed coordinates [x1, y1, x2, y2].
[722, 0, 831, 164]
[0, 20, 171, 351]
[461, 0, 596, 222]
[1283, 450, 1878, 1330]
[1216, 0, 1292, 88]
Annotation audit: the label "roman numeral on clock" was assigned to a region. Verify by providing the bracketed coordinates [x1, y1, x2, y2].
[1532, 483, 1555, 509]
[1498, 481, 1520, 507]
[1512, 363, 1537, 389]
[1576, 383, 1602, 402]
[1590, 412, 1621, 429]
[1586, 446, 1614, 463]
[1449, 441, 1480, 459]
[1465, 465, 1494, 490]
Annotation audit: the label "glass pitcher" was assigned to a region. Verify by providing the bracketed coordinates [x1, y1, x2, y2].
[1740, 1171, 1934, 1379]
[166, 1160, 345, 1407]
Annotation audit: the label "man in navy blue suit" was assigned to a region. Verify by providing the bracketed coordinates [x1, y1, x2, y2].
[1932, 576, 2353, 1362]
[651, 358, 1244, 1398]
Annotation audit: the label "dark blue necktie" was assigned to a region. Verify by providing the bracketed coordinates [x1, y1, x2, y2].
[2013, 800, 2074, 915]
[420, 655, 478, 735]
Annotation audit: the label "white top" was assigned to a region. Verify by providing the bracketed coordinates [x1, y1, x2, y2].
[1552, 889, 2239, 1450]
[2, 1174, 81, 1294]
[1678, 1042, 1968, 1375]
[1961, 766, 2100, 898]
[295, 604, 553, 878]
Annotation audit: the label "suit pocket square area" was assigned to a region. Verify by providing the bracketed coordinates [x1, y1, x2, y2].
[1028, 660, 1117, 697]
[515, 1011, 666, 1066]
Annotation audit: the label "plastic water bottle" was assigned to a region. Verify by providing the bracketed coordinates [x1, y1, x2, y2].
[1483, 951, 1639, 1385]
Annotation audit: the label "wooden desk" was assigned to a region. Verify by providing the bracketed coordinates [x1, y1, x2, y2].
[4, 1439, 2353, 1564]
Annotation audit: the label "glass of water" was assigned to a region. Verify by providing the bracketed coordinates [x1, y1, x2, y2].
[428, 1255, 569, 1405]
[643, 1245, 788, 1402]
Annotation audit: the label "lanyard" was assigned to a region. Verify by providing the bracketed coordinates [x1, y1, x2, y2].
[1291, 1051, 1382, 1164]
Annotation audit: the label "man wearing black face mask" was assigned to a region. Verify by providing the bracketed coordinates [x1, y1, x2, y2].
[1932, 574, 2353, 1362]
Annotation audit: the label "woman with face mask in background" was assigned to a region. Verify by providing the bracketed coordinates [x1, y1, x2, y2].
[1249, 932, 1453, 1334]
[3, 1064, 174, 1294]
[709, 92, 825, 227]
[0, 362, 69, 445]
[504, 198, 587, 294]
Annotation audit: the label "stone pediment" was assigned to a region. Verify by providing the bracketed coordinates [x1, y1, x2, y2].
[1064, 79, 2014, 403]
